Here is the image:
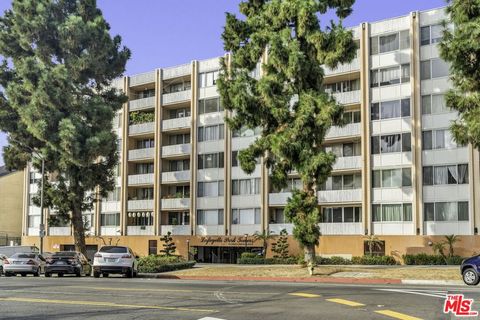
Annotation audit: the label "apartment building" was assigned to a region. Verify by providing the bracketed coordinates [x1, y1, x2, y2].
[21, 7, 480, 262]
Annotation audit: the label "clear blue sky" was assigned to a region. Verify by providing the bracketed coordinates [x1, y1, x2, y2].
[0, 0, 446, 166]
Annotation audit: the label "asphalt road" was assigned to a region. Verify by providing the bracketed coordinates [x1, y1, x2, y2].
[0, 275, 479, 320]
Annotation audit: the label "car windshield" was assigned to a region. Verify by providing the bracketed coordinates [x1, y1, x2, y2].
[11, 253, 35, 259]
[99, 246, 127, 253]
[52, 252, 76, 257]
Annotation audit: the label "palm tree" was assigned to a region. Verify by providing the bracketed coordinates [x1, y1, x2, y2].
[364, 235, 383, 256]
[444, 235, 460, 258]
[253, 230, 275, 258]
[432, 241, 446, 259]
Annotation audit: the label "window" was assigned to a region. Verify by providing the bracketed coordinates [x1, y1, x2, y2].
[198, 124, 224, 142]
[232, 208, 261, 225]
[370, 30, 409, 55]
[169, 108, 191, 119]
[198, 152, 224, 169]
[232, 126, 262, 138]
[135, 89, 155, 99]
[136, 139, 154, 149]
[105, 187, 121, 202]
[199, 71, 220, 87]
[324, 79, 360, 93]
[232, 178, 261, 195]
[371, 98, 410, 120]
[420, 60, 431, 80]
[422, 94, 449, 115]
[325, 142, 361, 157]
[372, 203, 412, 222]
[325, 173, 361, 190]
[322, 207, 361, 223]
[168, 133, 190, 145]
[370, 64, 410, 87]
[135, 188, 154, 200]
[29, 172, 40, 184]
[272, 178, 302, 193]
[270, 208, 285, 224]
[198, 97, 223, 114]
[165, 185, 190, 198]
[371, 133, 411, 154]
[423, 164, 469, 185]
[164, 82, 191, 94]
[197, 180, 224, 197]
[127, 212, 153, 226]
[135, 163, 154, 174]
[422, 129, 456, 150]
[342, 110, 361, 124]
[28, 215, 40, 228]
[421, 59, 449, 80]
[197, 209, 224, 225]
[372, 168, 411, 188]
[424, 201, 469, 221]
[100, 213, 120, 226]
[168, 159, 190, 172]
[421, 24, 443, 46]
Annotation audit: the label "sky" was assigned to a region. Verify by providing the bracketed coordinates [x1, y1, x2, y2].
[0, 0, 446, 166]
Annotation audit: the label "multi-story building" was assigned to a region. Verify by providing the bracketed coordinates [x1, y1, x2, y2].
[21, 7, 480, 262]
[0, 166, 24, 245]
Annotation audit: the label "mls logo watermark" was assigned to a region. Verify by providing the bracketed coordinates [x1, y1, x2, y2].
[443, 294, 478, 317]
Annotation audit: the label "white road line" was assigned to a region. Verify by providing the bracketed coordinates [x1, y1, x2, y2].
[377, 288, 447, 299]
[198, 318, 226, 320]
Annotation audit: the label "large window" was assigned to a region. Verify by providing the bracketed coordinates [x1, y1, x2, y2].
[136, 138, 154, 149]
[198, 124, 224, 142]
[169, 108, 191, 119]
[134, 188, 153, 200]
[168, 133, 190, 145]
[372, 203, 412, 222]
[272, 178, 302, 193]
[197, 209, 224, 225]
[421, 94, 450, 115]
[232, 208, 261, 225]
[197, 180, 224, 197]
[168, 159, 190, 172]
[270, 208, 285, 224]
[199, 71, 220, 88]
[323, 173, 362, 191]
[326, 142, 361, 157]
[163, 82, 191, 94]
[422, 129, 457, 150]
[370, 30, 410, 55]
[198, 97, 223, 114]
[105, 187, 121, 202]
[423, 164, 469, 185]
[371, 64, 410, 87]
[198, 152, 224, 169]
[135, 163, 154, 174]
[100, 213, 120, 226]
[342, 110, 361, 124]
[322, 207, 362, 223]
[127, 212, 153, 226]
[165, 185, 190, 198]
[424, 201, 469, 221]
[372, 168, 412, 188]
[371, 133, 411, 154]
[420, 58, 449, 80]
[371, 98, 410, 120]
[232, 178, 261, 195]
[420, 24, 443, 46]
[324, 79, 360, 93]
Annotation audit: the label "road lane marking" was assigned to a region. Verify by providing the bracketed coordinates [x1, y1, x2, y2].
[289, 293, 321, 298]
[67, 285, 276, 295]
[377, 289, 447, 299]
[326, 298, 365, 307]
[198, 318, 226, 320]
[0, 297, 217, 313]
[375, 310, 423, 320]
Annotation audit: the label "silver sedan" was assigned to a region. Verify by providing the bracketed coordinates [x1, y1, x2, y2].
[3, 253, 46, 277]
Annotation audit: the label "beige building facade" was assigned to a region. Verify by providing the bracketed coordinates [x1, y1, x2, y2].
[22, 7, 480, 262]
[0, 167, 24, 244]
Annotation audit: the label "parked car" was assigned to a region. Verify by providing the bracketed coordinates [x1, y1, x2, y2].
[92, 246, 138, 278]
[0, 254, 7, 276]
[3, 253, 46, 277]
[461, 255, 480, 285]
[45, 251, 92, 277]
[0, 246, 39, 258]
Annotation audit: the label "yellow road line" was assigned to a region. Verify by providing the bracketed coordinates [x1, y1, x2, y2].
[289, 293, 321, 298]
[326, 298, 365, 307]
[0, 297, 217, 313]
[375, 310, 423, 320]
[68, 285, 276, 295]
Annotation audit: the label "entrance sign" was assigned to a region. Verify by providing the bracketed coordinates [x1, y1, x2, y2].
[200, 236, 255, 246]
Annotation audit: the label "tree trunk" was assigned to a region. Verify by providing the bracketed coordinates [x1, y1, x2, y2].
[71, 204, 87, 257]
[304, 245, 316, 276]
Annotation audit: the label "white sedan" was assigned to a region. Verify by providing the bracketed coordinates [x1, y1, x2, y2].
[92, 246, 138, 278]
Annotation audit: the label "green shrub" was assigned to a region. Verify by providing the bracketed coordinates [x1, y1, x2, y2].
[138, 255, 195, 273]
[237, 257, 297, 265]
[403, 254, 464, 265]
[351, 255, 397, 265]
[316, 256, 352, 265]
[241, 252, 260, 259]
[445, 255, 464, 265]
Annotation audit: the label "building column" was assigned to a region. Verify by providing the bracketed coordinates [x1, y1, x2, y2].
[121, 76, 129, 236]
[190, 61, 198, 236]
[154, 68, 163, 236]
[469, 146, 479, 235]
[224, 54, 233, 236]
[22, 166, 30, 236]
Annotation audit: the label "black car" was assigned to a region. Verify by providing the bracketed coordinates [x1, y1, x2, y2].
[45, 251, 92, 277]
[461, 255, 480, 285]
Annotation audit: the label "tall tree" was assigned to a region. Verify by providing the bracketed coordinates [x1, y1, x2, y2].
[218, 0, 356, 274]
[0, 0, 130, 256]
[440, 0, 480, 148]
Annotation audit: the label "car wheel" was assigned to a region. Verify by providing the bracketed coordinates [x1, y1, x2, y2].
[34, 269, 40, 277]
[93, 272, 100, 278]
[45, 272, 51, 277]
[125, 267, 134, 278]
[5, 272, 12, 277]
[75, 268, 81, 277]
[463, 268, 480, 286]
[58, 273, 64, 277]
[102, 273, 109, 278]
[21, 273, 27, 277]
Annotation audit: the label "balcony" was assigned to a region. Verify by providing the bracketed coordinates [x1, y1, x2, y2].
[332, 156, 362, 171]
[269, 193, 291, 206]
[162, 144, 191, 158]
[28, 227, 39, 236]
[101, 201, 121, 213]
[100, 226, 120, 236]
[129, 71, 155, 87]
[128, 199, 154, 210]
[231, 224, 262, 236]
[49, 227, 71, 236]
[318, 222, 363, 235]
[127, 225, 154, 236]
[325, 122, 361, 140]
[195, 225, 224, 236]
[269, 224, 293, 235]
[162, 170, 190, 183]
[317, 189, 361, 203]
[163, 63, 191, 80]
[324, 50, 360, 76]
[162, 90, 191, 105]
[162, 116, 191, 131]
[128, 173, 154, 186]
[129, 122, 155, 136]
[161, 198, 190, 210]
[372, 222, 415, 235]
[161, 225, 190, 236]
[424, 221, 471, 236]
[332, 90, 361, 105]
[129, 96, 155, 112]
[128, 148, 154, 161]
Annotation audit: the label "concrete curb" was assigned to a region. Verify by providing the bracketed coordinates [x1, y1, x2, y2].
[401, 279, 465, 286]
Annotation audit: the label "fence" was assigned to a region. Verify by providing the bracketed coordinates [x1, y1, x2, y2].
[0, 233, 21, 247]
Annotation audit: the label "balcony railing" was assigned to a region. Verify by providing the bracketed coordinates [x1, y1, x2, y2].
[231, 224, 262, 236]
[128, 199, 154, 210]
[324, 50, 360, 75]
[100, 226, 121, 236]
[195, 225, 224, 236]
[317, 189, 362, 203]
[162, 89, 191, 105]
[269, 224, 293, 235]
[129, 96, 155, 111]
[269, 193, 291, 206]
[332, 90, 361, 105]
[126, 225, 154, 236]
[161, 225, 190, 236]
[162, 144, 191, 157]
[332, 156, 362, 171]
[129, 122, 155, 136]
[128, 173, 154, 186]
[318, 222, 363, 235]
[129, 71, 155, 87]
[163, 63, 191, 80]
[325, 122, 361, 140]
[162, 116, 191, 131]
[49, 227, 71, 236]
[101, 201, 121, 213]
[161, 198, 190, 210]
[128, 147, 154, 161]
[162, 170, 190, 183]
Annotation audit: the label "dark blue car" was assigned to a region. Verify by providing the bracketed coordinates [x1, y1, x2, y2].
[461, 255, 480, 285]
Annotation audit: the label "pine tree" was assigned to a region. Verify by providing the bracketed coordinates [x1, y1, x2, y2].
[439, 0, 480, 148]
[271, 229, 290, 260]
[0, 0, 130, 256]
[218, 0, 356, 273]
[160, 232, 177, 256]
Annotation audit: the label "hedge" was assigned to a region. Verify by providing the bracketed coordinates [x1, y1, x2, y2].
[138, 255, 196, 273]
[316, 256, 352, 265]
[237, 257, 298, 265]
[403, 254, 464, 265]
[315, 255, 397, 265]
